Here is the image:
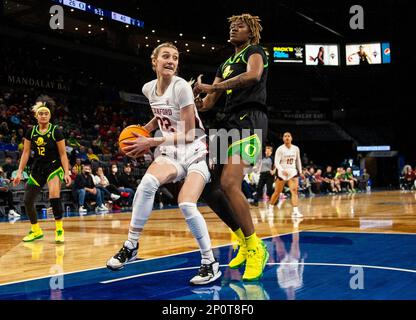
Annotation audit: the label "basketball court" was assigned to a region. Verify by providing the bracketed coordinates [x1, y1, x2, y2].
[1, 190, 415, 300]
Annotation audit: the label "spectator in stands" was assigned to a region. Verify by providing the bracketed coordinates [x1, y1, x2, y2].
[107, 163, 130, 208]
[71, 166, 79, 181]
[91, 135, 103, 154]
[302, 167, 314, 196]
[87, 148, 100, 163]
[73, 164, 108, 214]
[87, 147, 100, 163]
[92, 166, 121, 202]
[333, 167, 343, 193]
[402, 165, 415, 191]
[67, 131, 81, 149]
[76, 146, 88, 163]
[357, 168, 370, 192]
[16, 128, 25, 144]
[118, 163, 137, 205]
[322, 166, 336, 194]
[73, 157, 82, 174]
[101, 141, 112, 155]
[10, 130, 18, 145]
[307, 167, 317, 195]
[299, 168, 311, 196]
[1, 155, 17, 179]
[0, 167, 20, 217]
[313, 169, 323, 194]
[345, 167, 358, 193]
[108, 163, 121, 186]
[0, 122, 10, 140]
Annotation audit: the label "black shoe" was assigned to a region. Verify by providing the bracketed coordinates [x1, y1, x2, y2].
[106, 241, 138, 271]
[252, 201, 259, 207]
[190, 260, 222, 285]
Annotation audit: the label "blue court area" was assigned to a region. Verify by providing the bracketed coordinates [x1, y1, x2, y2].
[1, 231, 415, 300]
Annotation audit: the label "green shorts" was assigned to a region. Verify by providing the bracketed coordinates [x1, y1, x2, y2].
[224, 109, 268, 164]
[227, 134, 262, 164]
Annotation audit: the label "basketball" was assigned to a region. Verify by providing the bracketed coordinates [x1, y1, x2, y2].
[118, 125, 150, 155]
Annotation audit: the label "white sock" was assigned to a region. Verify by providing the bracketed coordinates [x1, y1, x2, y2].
[127, 229, 140, 247]
[130, 173, 160, 229]
[293, 206, 299, 213]
[179, 202, 212, 257]
[201, 250, 215, 265]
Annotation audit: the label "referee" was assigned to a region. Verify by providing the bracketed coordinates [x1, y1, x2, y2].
[253, 145, 275, 206]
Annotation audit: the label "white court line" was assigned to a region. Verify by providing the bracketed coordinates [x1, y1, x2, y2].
[2, 229, 415, 287]
[302, 229, 416, 236]
[0, 232, 297, 287]
[101, 265, 229, 284]
[101, 262, 416, 284]
[3, 229, 413, 287]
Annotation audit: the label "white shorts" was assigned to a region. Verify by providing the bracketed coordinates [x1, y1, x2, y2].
[154, 139, 210, 183]
[277, 169, 298, 181]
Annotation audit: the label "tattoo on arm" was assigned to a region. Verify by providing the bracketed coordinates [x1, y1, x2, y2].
[213, 73, 256, 91]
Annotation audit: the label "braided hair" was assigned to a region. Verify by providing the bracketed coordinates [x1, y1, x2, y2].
[228, 13, 263, 45]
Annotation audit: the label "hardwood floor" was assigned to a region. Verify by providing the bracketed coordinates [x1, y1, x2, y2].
[1, 190, 415, 285]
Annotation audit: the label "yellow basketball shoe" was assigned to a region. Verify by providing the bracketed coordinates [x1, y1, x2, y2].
[229, 242, 248, 269]
[228, 229, 248, 269]
[55, 229, 65, 244]
[23, 229, 43, 242]
[242, 240, 269, 281]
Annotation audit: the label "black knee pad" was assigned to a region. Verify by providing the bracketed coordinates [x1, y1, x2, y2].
[50, 198, 63, 220]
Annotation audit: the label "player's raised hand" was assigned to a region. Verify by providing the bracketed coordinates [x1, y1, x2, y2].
[194, 74, 216, 94]
[192, 74, 203, 97]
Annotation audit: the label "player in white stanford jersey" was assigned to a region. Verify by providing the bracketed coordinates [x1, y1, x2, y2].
[107, 43, 221, 285]
[142, 76, 207, 177]
[269, 132, 303, 217]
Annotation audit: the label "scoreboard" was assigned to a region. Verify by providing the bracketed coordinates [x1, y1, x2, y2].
[54, 0, 144, 28]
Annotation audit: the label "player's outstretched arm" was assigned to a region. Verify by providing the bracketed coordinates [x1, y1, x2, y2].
[194, 75, 224, 112]
[13, 138, 31, 186]
[211, 53, 264, 91]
